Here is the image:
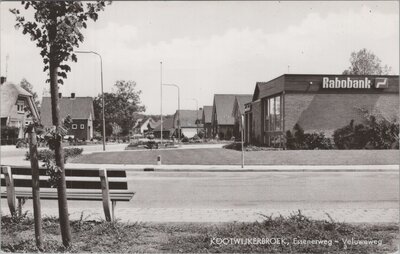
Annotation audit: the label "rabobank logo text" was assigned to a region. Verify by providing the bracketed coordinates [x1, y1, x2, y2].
[322, 77, 371, 89]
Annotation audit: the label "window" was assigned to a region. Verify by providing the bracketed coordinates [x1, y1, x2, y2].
[17, 103, 24, 113]
[72, 124, 77, 129]
[80, 124, 85, 129]
[264, 94, 283, 132]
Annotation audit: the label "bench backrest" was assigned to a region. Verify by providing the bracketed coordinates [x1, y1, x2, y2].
[1, 166, 128, 191]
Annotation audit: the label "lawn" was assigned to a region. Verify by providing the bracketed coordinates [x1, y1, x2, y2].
[70, 148, 399, 165]
[1, 212, 398, 253]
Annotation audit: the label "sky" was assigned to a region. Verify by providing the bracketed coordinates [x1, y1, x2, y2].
[1, 1, 399, 115]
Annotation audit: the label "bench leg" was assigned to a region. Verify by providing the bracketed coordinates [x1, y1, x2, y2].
[2, 166, 16, 216]
[112, 201, 116, 221]
[17, 198, 25, 216]
[99, 169, 112, 222]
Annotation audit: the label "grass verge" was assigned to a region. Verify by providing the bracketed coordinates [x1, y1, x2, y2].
[1, 211, 398, 253]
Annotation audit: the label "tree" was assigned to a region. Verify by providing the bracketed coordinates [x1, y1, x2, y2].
[10, 1, 108, 248]
[20, 78, 40, 109]
[94, 80, 145, 136]
[343, 48, 392, 75]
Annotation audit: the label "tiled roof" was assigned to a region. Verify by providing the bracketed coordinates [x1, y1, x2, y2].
[154, 117, 175, 131]
[202, 106, 212, 123]
[174, 109, 203, 128]
[40, 96, 94, 127]
[235, 95, 252, 115]
[212, 94, 238, 125]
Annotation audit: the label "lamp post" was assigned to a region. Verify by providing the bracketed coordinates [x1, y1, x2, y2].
[160, 62, 163, 145]
[74, 50, 106, 151]
[162, 84, 180, 143]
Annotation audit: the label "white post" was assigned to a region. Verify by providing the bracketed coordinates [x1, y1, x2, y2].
[160, 61, 163, 145]
[241, 114, 245, 168]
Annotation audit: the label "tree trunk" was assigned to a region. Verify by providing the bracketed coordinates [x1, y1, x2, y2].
[28, 128, 43, 250]
[49, 57, 72, 247]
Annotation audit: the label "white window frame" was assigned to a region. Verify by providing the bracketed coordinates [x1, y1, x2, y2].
[72, 124, 78, 129]
[80, 124, 85, 129]
[17, 103, 25, 114]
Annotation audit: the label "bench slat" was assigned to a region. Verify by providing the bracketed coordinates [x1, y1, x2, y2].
[1, 179, 128, 190]
[6, 167, 127, 178]
[1, 191, 135, 201]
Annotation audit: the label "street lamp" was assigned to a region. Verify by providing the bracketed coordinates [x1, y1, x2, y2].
[74, 50, 106, 151]
[162, 84, 181, 143]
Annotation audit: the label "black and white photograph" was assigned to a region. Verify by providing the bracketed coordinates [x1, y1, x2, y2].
[0, 0, 399, 253]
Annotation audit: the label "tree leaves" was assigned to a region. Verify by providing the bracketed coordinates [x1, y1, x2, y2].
[10, 1, 109, 81]
[342, 48, 392, 75]
[93, 81, 145, 136]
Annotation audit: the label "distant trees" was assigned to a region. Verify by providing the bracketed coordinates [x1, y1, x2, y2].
[93, 80, 145, 136]
[343, 48, 392, 75]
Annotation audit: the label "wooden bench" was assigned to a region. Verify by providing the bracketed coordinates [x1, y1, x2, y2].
[1, 165, 135, 221]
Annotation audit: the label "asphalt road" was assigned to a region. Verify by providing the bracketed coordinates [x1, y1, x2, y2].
[4, 171, 396, 210]
[125, 171, 399, 209]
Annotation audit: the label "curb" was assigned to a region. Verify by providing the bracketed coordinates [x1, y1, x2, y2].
[66, 163, 399, 172]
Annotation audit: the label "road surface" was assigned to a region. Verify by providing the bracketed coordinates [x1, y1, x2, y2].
[2, 171, 398, 223]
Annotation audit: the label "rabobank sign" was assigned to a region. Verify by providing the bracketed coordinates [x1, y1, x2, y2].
[322, 77, 372, 89]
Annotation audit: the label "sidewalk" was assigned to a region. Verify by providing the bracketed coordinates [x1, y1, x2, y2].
[1, 157, 398, 172]
[68, 163, 399, 172]
[2, 207, 398, 224]
[1, 155, 398, 172]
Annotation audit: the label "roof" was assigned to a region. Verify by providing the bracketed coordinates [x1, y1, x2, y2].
[148, 118, 159, 129]
[153, 117, 175, 131]
[40, 96, 94, 127]
[212, 94, 239, 125]
[235, 95, 252, 115]
[132, 118, 143, 129]
[202, 106, 212, 123]
[174, 109, 203, 128]
[1, 82, 38, 119]
[253, 74, 400, 100]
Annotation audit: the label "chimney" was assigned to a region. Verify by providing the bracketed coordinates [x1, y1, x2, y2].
[58, 92, 62, 98]
[71, 92, 75, 99]
[0, 76, 6, 84]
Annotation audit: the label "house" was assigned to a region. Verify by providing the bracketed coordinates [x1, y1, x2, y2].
[1, 77, 40, 141]
[40, 93, 94, 141]
[245, 74, 399, 147]
[153, 117, 175, 139]
[173, 109, 203, 138]
[131, 117, 156, 136]
[231, 95, 252, 140]
[202, 106, 213, 138]
[211, 94, 244, 140]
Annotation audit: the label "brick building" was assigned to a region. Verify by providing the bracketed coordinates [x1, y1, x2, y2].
[173, 109, 203, 138]
[244, 74, 399, 147]
[41, 93, 95, 141]
[202, 106, 212, 138]
[231, 95, 252, 140]
[211, 94, 239, 140]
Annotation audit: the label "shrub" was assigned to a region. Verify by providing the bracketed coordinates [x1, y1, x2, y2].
[1, 126, 20, 145]
[25, 148, 83, 163]
[15, 139, 28, 148]
[333, 115, 399, 149]
[181, 136, 189, 143]
[286, 124, 333, 150]
[197, 130, 205, 139]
